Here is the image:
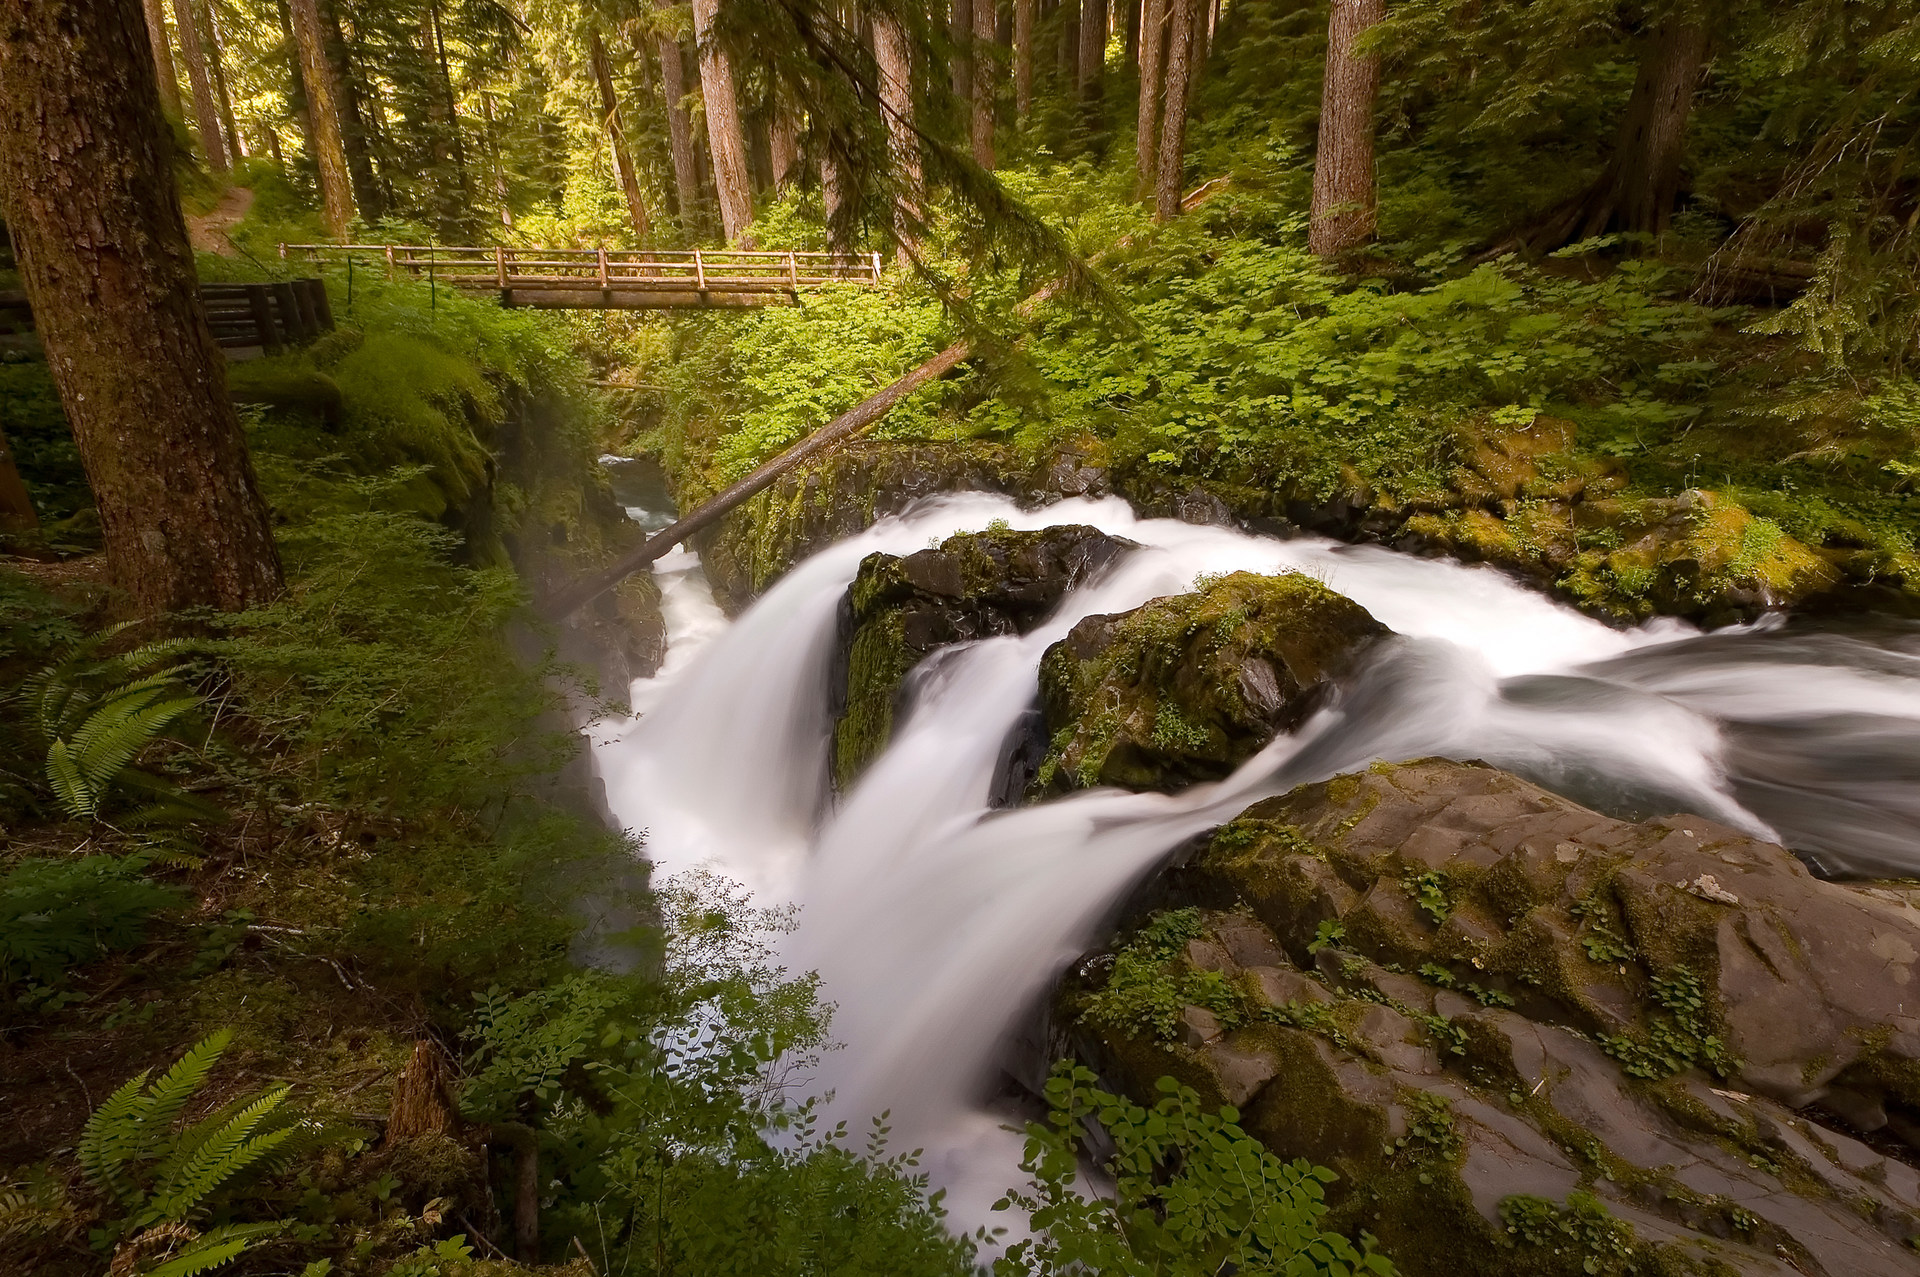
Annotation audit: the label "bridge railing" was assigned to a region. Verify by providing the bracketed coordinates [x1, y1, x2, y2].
[278, 244, 884, 292]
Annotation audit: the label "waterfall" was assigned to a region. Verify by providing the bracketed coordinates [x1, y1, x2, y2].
[591, 490, 1920, 1229]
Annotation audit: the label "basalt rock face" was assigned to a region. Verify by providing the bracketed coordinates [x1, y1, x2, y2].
[697, 440, 1117, 614]
[1063, 759, 1920, 1276]
[1035, 572, 1389, 795]
[830, 525, 1135, 789]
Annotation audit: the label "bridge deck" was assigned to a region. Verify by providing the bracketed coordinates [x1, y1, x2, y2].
[278, 244, 883, 309]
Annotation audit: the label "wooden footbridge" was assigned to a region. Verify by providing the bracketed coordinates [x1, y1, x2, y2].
[278, 244, 883, 310]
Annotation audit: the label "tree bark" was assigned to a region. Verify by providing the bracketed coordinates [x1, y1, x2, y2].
[1552, 19, 1710, 244]
[0, 0, 284, 616]
[951, 0, 974, 107]
[871, 11, 920, 257]
[205, 0, 245, 160]
[480, 92, 511, 226]
[691, 0, 754, 244]
[589, 29, 650, 242]
[1077, 0, 1105, 107]
[1308, 0, 1384, 257]
[0, 419, 38, 536]
[1125, 0, 1140, 63]
[317, 0, 385, 222]
[1057, 0, 1077, 81]
[287, 0, 355, 237]
[1013, 0, 1034, 116]
[650, 16, 701, 234]
[971, 0, 996, 167]
[1134, 0, 1165, 197]
[769, 107, 798, 190]
[140, 0, 182, 119]
[171, 0, 228, 171]
[1152, 0, 1195, 220]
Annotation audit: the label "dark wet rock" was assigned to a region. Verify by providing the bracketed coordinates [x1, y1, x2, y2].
[829, 525, 1135, 788]
[1035, 572, 1388, 794]
[1061, 759, 1920, 1275]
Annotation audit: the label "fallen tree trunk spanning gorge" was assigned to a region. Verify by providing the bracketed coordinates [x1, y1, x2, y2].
[540, 179, 1229, 620]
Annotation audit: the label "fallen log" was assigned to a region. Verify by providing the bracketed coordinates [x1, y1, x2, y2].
[540, 179, 1229, 620]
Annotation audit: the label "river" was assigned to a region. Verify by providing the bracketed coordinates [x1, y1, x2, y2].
[587, 481, 1920, 1229]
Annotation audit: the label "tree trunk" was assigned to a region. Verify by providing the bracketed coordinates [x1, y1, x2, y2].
[1152, 0, 1194, 221]
[0, 419, 38, 536]
[1134, 0, 1165, 197]
[589, 30, 650, 242]
[140, 0, 182, 118]
[1557, 19, 1710, 243]
[650, 14, 701, 234]
[0, 0, 284, 616]
[1185, 0, 1209, 110]
[1307, 0, 1384, 257]
[690, 0, 754, 244]
[1057, 0, 1078, 81]
[171, 0, 228, 171]
[1014, 0, 1034, 116]
[287, 0, 355, 237]
[317, 0, 384, 222]
[951, 0, 974, 107]
[769, 108, 798, 190]
[263, 121, 283, 164]
[427, 0, 472, 212]
[971, 0, 996, 167]
[205, 0, 245, 159]
[480, 93, 511, 226]
[1076, 0, 1105, 108]
[871, 11, 920, 256]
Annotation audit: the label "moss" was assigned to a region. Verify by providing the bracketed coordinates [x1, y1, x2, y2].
[1039, 572, 1387, 794]
[833, 612, 912, 790]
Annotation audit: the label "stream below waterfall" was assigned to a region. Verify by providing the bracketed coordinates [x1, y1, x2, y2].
[588, 477, 1920, 1231]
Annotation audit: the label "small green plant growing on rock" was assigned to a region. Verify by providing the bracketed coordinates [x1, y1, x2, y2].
[1601, 967, 1737, 1080]
[1384, 1093, 1462, 1178]
[1499, 1191, 1649, 1276]
[1080, 909, 1246, 1040]
[1308, 919, 1346, 955]
[994, 1063, 1397, 1276]
[1408, 871, 1452, 925]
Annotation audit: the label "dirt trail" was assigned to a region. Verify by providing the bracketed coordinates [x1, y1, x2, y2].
[186, 186, 254, 255]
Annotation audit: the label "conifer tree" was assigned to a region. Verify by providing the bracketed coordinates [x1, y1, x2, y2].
[1309, 0, 1385, 255]
[141, 0, 183, 118]
[693, 0, 755, 243]
[590, 27, 651, 242]
[0, 0, 284, 616]
[172, 0, 230, 170]
[287, 0, 355, 236]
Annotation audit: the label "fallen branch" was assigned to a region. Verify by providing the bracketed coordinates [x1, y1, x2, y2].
[540, 180, 1229, 620]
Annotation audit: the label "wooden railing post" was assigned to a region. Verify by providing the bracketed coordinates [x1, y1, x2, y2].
[597, 247, 610, 291]
[496, 246, 507, 290]
[246, 283, 281, 353]
[304, 278, 334, 332]
[384, 245, 396, 280]
[870, 250, 882, 282]
[786, 251, 798, 294]
[693, 248, 706, 293]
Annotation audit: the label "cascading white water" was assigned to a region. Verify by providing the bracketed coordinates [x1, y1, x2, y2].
[591, 490, 1920, 1230]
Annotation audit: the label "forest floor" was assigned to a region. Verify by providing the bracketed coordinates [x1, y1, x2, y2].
[186, 185, 254, 256]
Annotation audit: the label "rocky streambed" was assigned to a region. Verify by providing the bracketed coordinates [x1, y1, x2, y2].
[818, 520, 1920, 1275]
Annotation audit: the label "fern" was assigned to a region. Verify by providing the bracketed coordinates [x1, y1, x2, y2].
[1, 854, 183, 996]
[77, 1030, 338, 1266]
[22, 623, 211, 821]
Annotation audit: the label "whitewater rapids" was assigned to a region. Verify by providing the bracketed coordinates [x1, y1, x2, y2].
[590, 490, 1920, 1231]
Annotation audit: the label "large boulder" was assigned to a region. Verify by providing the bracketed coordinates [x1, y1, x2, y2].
[1035, 572, 1388, 794]
[830, 525, 1134, 788]
[1062, 759, 1920, 1276]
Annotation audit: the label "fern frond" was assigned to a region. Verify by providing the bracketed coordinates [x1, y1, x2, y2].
[138, 1221, 282, 1277]
[78, 1069, 156, 1200]
[131, 1032, 232, 1155]
[68, 689, 201, 791]
[45, 739, 95, 820]
[146, 1088, 294, 1222]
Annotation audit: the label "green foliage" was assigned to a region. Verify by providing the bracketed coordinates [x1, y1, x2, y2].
[1499, 1191, 1650, 1276]
[79, 1030, 341, 1267]
[1080, 909, 1247, 1040]
[994, 1064, 1396, 1277]
[1601, 968, 1738, 1081]
[1307, 919, 1346, 956]
[0, 853, 183, 996]
[459, 875, 973, 1275]
[1407, 872, 1452, 925]
[21, 624, 210, 822]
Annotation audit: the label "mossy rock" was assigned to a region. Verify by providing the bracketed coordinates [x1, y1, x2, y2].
[1062, 765, 1920, 1274]
[1035, 571, 1388, 794]
[832, 524, 1134, 787]
[226, 358, 343, 426]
